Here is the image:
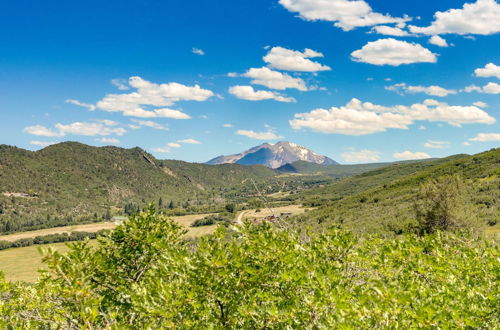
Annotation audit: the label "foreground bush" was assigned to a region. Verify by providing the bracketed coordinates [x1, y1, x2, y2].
[1, 207, 498, 328]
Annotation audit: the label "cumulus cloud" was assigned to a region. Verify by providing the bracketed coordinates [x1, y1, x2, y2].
[65, 99, 96, 111]
[386, 83, 457, 97]
[424, 140, 451, 149]
[111, 79, 129, 90]
[178, 139, 201, 144]
[192, 48, 205, 55]
[464, 82, 500, 94]
[236, 129, 283, 140]
[263, 47, 331, 72]
[341, 149, 381, 163]
[24, 121, 127, 137]
[278, 0, 410, 31]
[130, 119, 168, 130]
[393, 151, 431, 160]
[55, 122, 127, 136]
[429, 35, 449, 47]
[152, 146, 172, 153]
[229, 85, 296, 102]
[290, 98, 495, 136]
[472, 101, 488, 108]
[409, 0, 500, 35]
[351, 38, 437, 66]
[93, 76, 213, 117]
[223, 124, 234, 128]
[241, 67, 308, 91]
[30, 140, 58, 147]
[24, 125, 63, 137]
[96, 137, 120, 144]
[469, 132, 500, 142]
[474, 63, 500, 79]
[371, 25, 409, 36]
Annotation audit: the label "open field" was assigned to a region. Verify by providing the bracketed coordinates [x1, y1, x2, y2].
[0, 213, 216, 242]
[0, 241, 98, 282]
[0, 222, 117, 242]
[0, 213, 217, 282]
[242, 205, 309, 221]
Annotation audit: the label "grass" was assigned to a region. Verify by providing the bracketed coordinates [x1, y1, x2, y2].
[242, 205, 309, 221]
[0, 222, 117, 242]
[0, 214, 217, 282]
[0, 241, 98, 282]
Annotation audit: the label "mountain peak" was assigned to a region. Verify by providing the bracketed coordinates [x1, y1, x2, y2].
[206, 141, 337, 168]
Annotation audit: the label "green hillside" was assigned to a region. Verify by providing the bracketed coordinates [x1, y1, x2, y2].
[292, 148, 499, 234]
[277, 160, 385, 176]
[0, 142, 276, 233]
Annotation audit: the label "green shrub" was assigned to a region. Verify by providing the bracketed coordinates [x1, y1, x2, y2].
[0, 207, 497, 328]
[414, 175, 477, 234]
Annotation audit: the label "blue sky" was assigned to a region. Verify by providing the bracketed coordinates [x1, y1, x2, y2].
[1, 0, 499, 163]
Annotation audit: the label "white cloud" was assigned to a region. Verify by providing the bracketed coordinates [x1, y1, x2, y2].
[55, 122, 127, 136]
[371, 25, 409, 36]
[152, 146, 172, 153]
[393, 151, 431, 160]
[464, 82, 500, 94]
[290, 98, 496, 136]
[278, 0, 410, 31]
[111, 79, 129, 90]
[341, 149, 381, 163]
[263, 46, 331, 72]
[229, 85, 296, 102]
[25, 121, 127, 137]
[24, 125, 62, 137]
[472, 101, 488, 108]
[469, 132, 500, 142]
[424, 140, 450, 149]
[94, 76, 213, 117]
[351, 38, 437, 66]
[96, 137, 120, 144]
[168, 142, 181, 148]
[192, 48, 205, 56]
[96, 119, 119, 126]
[30, 140, 57, 147]
[474, 63, 500, 79]
[464, 141, 472, 146]
[178, 139, 201, 144]
[65, 99, 96, 111]
[386, 83, 457, 97]
[242, 67, 308, 91]
[429, 35, 449, 47]
[223, 124, 234, 128]
[130, 119, 168, 130]
[236, 129, 283, 140]
[409, 0, 500, 35]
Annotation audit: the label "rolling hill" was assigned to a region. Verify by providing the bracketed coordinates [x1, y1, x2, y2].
[291, 148, 500, 234]
[0, 142, 277, 233]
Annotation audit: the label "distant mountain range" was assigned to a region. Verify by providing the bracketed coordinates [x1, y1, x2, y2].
[206, 141, 338, 169]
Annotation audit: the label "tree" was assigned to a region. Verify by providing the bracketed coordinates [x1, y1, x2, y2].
[225, 203, 236, 213]
[414, 175, 475, 234]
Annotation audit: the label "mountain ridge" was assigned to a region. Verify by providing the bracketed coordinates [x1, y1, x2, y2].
[206, 141, 338, 168]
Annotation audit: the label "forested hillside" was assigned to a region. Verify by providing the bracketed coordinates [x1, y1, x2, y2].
[292, 148, 499, 234]
[0, 142, 277, 233]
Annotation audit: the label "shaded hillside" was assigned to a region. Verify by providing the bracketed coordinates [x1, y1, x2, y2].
[0, 142, 276, 233]
[292, 149, 499, 234]
[278, 160, 394, 177]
